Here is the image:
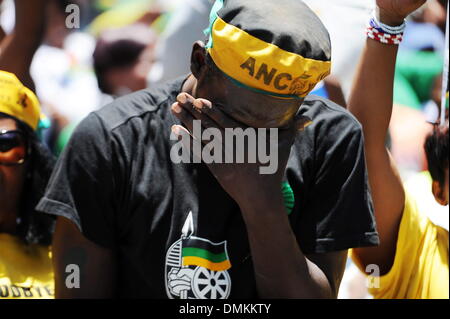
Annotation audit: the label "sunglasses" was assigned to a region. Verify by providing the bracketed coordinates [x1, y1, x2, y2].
[0, 130, 28, 166]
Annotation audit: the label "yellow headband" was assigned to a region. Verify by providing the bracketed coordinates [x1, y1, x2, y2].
[0, 71, 41, 130]
[207, 16, 331, 99]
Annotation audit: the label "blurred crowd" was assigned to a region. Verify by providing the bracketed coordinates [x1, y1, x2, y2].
[1, 0, 206, 155]
[0, 0, 448, 299]
[1, 0, 446, 164]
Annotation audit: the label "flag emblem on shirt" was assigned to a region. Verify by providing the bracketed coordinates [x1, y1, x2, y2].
[165, 211, 232, 299]
[181, 237, 231, 272]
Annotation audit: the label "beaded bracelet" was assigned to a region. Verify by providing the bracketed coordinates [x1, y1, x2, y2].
[366, 25, 404, 45]
[366, 12, 406, 45]
[372, 12, 406, 34]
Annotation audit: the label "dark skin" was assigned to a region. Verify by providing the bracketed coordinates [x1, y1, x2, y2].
[0, 0, 4, 42]
[0, 0, 48, 92]
[0, 0, 50, 234]
[0, 117, 26, 235]
[53, 217, 117, 298]
[104, 43, 156, 96]
[348, 0, 447, 276]
[53, 42, 348, 299]
[0, 26, 5, 43]
[0, 0, 49, 230]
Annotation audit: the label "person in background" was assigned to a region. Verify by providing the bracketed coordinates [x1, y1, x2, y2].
[148, 0, 213, 85]
[348, 0, 449, 299]
[0, 71, 56, 299]
[0, 0, 47, 92]
[29, 0, 102, 154]
[0, 0, 56, 299]
[93, 23, 158, 97]
[32, 1, 161, 156]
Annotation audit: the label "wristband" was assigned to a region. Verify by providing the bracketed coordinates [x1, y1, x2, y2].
[366, 25, 404, 45]
[366, 13, 406, 45]
[372, 10, 407, 34]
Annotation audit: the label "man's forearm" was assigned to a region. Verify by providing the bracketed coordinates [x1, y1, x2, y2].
[239, 193, 334, 299]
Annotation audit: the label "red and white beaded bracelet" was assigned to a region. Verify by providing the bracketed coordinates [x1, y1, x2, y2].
[366, 12, 406, 45]
[366, 26, 404, 45]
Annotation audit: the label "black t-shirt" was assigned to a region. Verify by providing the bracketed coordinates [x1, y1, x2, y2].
[37, 77, 379, 299]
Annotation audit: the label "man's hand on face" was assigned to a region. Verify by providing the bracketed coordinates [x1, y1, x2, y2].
[376, 0, 427, 25]
[171, 92, 311, 210]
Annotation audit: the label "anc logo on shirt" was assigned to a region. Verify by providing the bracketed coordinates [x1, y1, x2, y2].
[165, 212, 232, 299]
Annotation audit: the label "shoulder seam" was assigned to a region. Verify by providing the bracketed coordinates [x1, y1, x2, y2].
[307, 95, 363, 130]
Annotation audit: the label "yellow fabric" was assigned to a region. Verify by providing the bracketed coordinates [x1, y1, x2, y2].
[207, 16, 331, 98]
[89, 1, 155, 36]
[405, 171, 448, 231]
[0, 234, 54, 299]
[364, 192, 449, 299]
[0, 71, 41, 130]
[182, 256, 232, 272]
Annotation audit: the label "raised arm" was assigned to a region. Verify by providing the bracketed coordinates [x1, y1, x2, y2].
[0, 0, 48, 91]
[348, 0, 427, 275]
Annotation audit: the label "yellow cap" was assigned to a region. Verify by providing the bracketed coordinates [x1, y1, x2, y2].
[205, 0, 332, 99]
[0, 71, 41, 130]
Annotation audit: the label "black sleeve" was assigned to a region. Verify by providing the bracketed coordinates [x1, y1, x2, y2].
[296, 114, 379, 254]
[36, 113, 117, 248]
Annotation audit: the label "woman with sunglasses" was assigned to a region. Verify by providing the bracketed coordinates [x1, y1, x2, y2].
[0, 70, 55, 299]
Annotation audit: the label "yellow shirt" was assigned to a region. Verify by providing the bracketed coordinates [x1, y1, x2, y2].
[0, 234, 54, 299]
[366, 192, 449, 299]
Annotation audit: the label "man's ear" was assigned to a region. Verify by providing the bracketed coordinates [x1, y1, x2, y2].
[190, 41, 207, 79]
[432, 180, 448, 206]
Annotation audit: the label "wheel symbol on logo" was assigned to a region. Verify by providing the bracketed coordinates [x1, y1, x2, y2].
[191, 267, 231, 299]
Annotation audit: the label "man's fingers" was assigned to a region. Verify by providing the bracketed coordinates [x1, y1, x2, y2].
[192, 97, 212, 111]
[171, 102, 196, 134]
[193, 98, 241, 129]
[177, 92, 243, 130]
[176, 93, 224, 133]
[171, 102, 223, 146]
[177, 93, 196, 111]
